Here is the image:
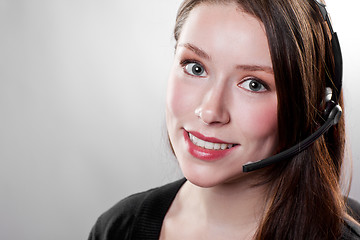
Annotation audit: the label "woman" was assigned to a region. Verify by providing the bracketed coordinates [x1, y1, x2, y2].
[89, 0, 360, 239]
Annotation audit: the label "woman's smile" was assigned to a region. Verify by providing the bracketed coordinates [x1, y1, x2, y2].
[188, 132, 236, 150]
[183, 129, 239, 161]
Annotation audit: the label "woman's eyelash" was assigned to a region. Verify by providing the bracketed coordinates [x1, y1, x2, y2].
[180, 59, 202, 67]
[180, 59, 207, 77]
[238, 77, 270, 92]
[249, 78, 269, 89]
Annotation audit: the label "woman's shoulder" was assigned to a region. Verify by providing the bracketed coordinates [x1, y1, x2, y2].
[88, 178, 186, 240]
[346, 197, 360, 222]
[342, 197, 360, 239]
[99, 177, 186, 223]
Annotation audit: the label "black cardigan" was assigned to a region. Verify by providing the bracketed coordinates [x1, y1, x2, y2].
[88, 178, 360, 240]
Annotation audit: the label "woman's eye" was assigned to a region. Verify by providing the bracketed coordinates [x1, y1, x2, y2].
[238, 79, 267, 92]
[183, 62, 207, 77]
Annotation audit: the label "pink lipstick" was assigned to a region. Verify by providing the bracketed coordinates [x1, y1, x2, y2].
[183, 129, 238, 161]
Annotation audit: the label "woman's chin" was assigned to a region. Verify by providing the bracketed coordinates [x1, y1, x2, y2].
[185, 176, 221, 188]
[181, 164, 262, 189]
[182, 169, 246, 189]
[176, 152, 254, 188]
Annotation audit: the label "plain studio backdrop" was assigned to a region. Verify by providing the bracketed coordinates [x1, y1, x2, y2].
[0, 0, 359, 239]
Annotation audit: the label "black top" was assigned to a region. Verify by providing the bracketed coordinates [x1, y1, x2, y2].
[88, 178, 360, 240]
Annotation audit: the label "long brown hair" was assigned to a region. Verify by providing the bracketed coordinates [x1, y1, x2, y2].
[173, 0, 353, 239]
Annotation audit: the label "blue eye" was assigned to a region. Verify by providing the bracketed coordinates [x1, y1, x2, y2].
[184, 62, 207, 77]
[238, 79, 267, 92]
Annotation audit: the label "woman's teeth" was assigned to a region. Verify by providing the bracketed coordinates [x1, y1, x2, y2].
[189, 133, 234, 150]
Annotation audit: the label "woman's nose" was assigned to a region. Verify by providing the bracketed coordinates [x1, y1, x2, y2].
[195, 86, 230, 125]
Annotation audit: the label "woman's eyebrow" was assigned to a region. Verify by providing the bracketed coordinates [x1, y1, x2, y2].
[236, 64, 273, 74]
[178, 43, 211, 60]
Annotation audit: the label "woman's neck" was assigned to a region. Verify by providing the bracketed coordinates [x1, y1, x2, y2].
[169, 176, 269, 239]
[189, 180, 266, 222]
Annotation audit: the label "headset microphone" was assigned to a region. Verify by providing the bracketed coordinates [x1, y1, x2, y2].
[243, 0, 343, 173]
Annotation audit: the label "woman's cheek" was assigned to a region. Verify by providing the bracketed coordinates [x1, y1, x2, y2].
[166, 72, 198, 118]
[237, 96, 278, 139]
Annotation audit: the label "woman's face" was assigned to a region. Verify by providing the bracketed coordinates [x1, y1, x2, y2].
[166, 3, 278, 187]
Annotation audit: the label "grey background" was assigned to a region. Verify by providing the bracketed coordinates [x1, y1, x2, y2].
[0, 1, 358, 239]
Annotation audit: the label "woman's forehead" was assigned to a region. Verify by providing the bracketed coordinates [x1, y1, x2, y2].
[177, 3, 272, 69]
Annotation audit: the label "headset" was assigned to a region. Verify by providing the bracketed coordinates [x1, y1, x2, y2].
[243, 0, 343, 172]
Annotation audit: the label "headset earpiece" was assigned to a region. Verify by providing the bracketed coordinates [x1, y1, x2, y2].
[324, 87, 342, 125]
[327, 102, 342, 125]
[325, 87, 332, 102]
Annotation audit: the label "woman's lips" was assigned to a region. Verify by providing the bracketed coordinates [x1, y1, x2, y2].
[183, 129, 238, 161]
[189, 132, 234, 150]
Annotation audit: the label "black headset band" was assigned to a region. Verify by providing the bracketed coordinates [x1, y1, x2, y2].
[314, 0, 343, 102]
